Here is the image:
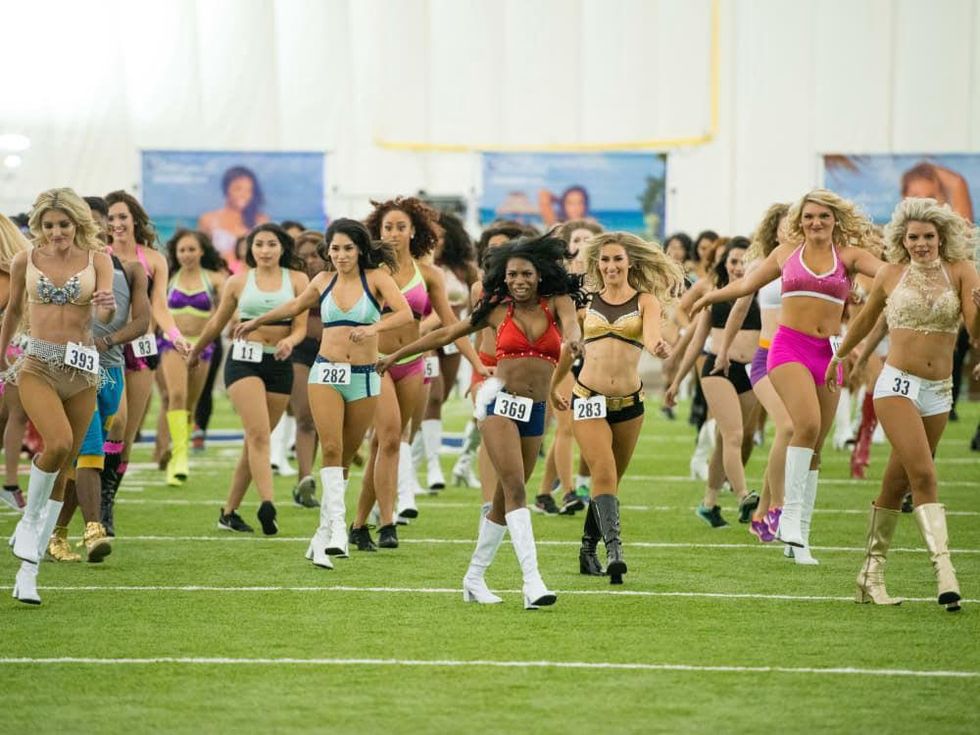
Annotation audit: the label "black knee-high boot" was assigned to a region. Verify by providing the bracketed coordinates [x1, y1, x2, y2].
[579, 502, 604, 576]
[100, 452, 124, 537]
[593, 494, 627, 584]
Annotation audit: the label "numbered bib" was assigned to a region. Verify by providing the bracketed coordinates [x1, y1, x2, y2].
[231, 340, 263, 363]
[442, 342, 459, 355]
[886, 372, 921, 401]
[828, 335, 843, 355]
[495, 392, 533, 423]
[130, 334, 158, 358]
[317, 362, 352, 385]
[424, 356, 440, 379]
[574, 394, 607, 421]
[65, 342, 99, 374]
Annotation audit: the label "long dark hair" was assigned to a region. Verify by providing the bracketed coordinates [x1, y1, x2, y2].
[712, 236, 750, 288]
[436, 213, 479, 286]
[105, 190, 158, 246]
[244, 223, 304, 270]
[222, 166, 265, 228]
[470, 233, 586, 326]
[321, 218, 397, 272]
[166, 229, 226, 274]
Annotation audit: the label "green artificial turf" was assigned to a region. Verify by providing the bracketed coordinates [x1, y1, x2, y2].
[1, 393, 978, 734]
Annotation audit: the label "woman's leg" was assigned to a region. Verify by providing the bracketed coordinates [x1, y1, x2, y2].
[753, 376, 792, 509]
[119, 368, 154, 465]
[227, 378, 289, 504]
[701, 377, 750, 498]
[291, 363, 317, 481]
[542, 373, 575, 510]
[4, 385, 28, 489]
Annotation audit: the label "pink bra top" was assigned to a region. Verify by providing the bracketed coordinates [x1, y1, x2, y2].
[781, 244, 851, 306]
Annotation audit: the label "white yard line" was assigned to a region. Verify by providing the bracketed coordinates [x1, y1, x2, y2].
[0, 655, 973, 679]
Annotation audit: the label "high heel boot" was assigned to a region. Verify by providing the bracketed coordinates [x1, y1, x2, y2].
[462, 516, 506, 604]
[913, 503, 961, 612]
[854, 504, 903, 605]
[579, 501, 604, 576]
[593, 494, 626, 584]
[505, 508, 556, 609]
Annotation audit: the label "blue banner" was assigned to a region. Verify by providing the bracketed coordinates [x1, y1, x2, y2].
[141, 150, 326, 258]
[480, 152, 667, 239]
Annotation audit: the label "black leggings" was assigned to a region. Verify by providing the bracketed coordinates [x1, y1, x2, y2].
[194, 339, 224, 432]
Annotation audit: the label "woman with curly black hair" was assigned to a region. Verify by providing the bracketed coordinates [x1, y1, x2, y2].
[379, 234, 584, 609]
[188, 224, 309, 535]
[349, 197, 486, 550]
[415, 212, 480, 491]
[155, 229, 226, 486]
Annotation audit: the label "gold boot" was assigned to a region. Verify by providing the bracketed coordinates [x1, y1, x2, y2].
[81, 521, 112, 563]
[47, 525, 81, 562]
[854, 504, 903, 605]
[913, 503, 961, 612]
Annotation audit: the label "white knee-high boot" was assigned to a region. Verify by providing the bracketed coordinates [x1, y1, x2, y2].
[270, 415, 296, 476]
[462, 516, 506, 604]
[323, 467, 348, 558]
[689, 419, 715, 481]
[832, 387, 852, 449]
[792, 470, 820, 565]
[421, 419, 445, 491]
[505, 507, 557, 610]
[396, 443, 419, 520]
[11, 462, 59, 564]
[777, 447, 814, 548]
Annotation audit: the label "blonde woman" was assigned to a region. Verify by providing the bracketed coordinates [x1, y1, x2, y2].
[0, 188, 116, 604]
[550, 232, 681, 583]
[0, 214, 31, 511]
[826, 198, 979, 611]
[693, 190, 882, 558]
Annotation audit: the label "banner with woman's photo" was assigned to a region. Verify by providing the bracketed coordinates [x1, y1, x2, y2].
[479, 152, 667, 239]
[823, 154, 980, 225]
[141, 150, 327, 270]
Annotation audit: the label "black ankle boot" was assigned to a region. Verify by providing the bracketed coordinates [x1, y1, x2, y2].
[378, 524, 399, 549]
[349, 524, 377, 552]
[579, 502, 604, 576]
[100, 453, 124, 537]
[593, 494, 627, 584]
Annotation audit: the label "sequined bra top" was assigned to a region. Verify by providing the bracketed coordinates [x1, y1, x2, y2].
[781, 244, 851, 305]
[583, 292, 643, 348]
[26, 250, 96, 306]
[885, 260, 961, 335]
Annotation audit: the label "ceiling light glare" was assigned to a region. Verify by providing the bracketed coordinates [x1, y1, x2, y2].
[0, 134, 31, 152]
[3, 154, 22, 169]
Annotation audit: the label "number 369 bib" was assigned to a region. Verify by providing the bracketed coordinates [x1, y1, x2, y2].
[494, 392, 533, 423]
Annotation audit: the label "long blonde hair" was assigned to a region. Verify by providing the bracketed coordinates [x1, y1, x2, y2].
[884, 197, 976, 264]
[784, 189, 873, 250]
[0, 214, 30, 272]
[28, 188, 104, 252]
[746, 203, 789, 262]
[583, 232, 685, 309]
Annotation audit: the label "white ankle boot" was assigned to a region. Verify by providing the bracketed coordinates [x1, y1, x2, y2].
[793, 470, 820, 565]
[776, 447, 813, 548]
[305, 529, 334, 569]
[505, 507, 556, 610]
[11, 461, 59, 564]
[13, 562, 40, 604]
[462, 516, 506, 604]
[321, 467, 348, 558]
[421, 419, 445, 491]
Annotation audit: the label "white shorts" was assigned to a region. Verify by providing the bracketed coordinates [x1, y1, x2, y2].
[873, 363, 952, 418]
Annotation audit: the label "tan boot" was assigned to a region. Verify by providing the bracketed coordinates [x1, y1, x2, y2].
[81, 521, 112, 563]
[47, 525, 81, 562]
[854, 504, 903, 605]
[913, 503, 961, 612]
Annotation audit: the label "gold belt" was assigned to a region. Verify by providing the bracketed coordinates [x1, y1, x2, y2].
[572, 382, 644, 411]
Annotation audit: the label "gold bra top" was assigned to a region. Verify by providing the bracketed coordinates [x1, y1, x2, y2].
[583, 291, 643, 348]
[884, 260, 960, 335]
[26, 250, 96, 307]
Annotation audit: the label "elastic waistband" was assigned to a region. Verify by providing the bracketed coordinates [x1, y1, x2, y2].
[773, 324, 834, 346]
[881, 363, 953, 390]
[572, 381, 644, 410]
[313, 356, 376, 374]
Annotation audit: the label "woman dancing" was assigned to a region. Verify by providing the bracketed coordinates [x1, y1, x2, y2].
[379, 233, 584, 608]
[550, 232, 681, 583]
[826, 198, 979, 610]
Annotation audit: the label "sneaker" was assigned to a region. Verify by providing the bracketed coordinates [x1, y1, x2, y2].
[737, 492, 760, 524]
[377, 523, 399, 549]
[218, 509, 254, 533]
[533, 494, 560, 515]
[558, 492, 585, 516]
[292, 475, 318, 508]
[901, 493, 914, 514]
[191, 427, 205, 454]
[765, 507, 782, 536]
[0, 485, 25, 511]
[574, 485, 591, 503]
[696, 505, 729, 528]
[257, 501, 279, 536]
[749, 518, 775, 543]
[349, 524, 377, 552]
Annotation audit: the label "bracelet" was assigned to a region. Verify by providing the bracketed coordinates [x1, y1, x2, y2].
[166, 327, 182, 342]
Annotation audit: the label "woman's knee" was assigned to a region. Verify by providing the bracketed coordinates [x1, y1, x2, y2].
[905, 463, 937, 491]
[792, 420, 820, 446]
[41, 436, 73, 466]
[320, 437, 343, 465]
[245, 428, 271, 452]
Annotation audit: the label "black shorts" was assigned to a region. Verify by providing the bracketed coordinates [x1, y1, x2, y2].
[571, 382, 645, 425]
[701, 353, 752, 395]
[224, 352, 294, 395]
[291, 336, 319, 368]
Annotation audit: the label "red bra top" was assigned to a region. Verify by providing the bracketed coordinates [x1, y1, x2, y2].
[496, 298, 562, 364]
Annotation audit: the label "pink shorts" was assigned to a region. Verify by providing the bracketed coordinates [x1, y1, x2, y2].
[387, 355, 425, 383]
[767, 325, 841, 386]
